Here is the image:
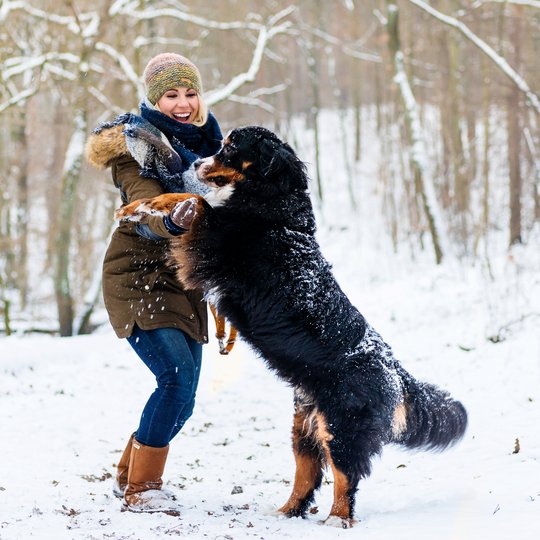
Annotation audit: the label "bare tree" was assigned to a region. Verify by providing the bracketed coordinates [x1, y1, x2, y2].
[386, 1, 446, 263]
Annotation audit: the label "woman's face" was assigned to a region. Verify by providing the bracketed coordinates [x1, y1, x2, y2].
[156, 87, 200, 124]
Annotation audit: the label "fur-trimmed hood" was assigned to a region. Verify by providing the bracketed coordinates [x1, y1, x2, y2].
[85, 124, 128, 169]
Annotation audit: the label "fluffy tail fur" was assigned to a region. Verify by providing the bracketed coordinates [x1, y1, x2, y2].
[396, 375, 468, 451]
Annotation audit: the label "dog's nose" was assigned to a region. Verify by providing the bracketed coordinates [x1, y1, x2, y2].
[193, 159, 202, 170]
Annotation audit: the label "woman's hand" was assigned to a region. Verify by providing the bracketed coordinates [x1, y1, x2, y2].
[170, 197, 198, 229]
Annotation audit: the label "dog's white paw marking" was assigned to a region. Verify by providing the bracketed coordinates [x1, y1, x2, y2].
[322, 515, 354, 529]
[118, 212, 142, 222]
[266, 509, 287, 518]
[135, 203, 166, 217]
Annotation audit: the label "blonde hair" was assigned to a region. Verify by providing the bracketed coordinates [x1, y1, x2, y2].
[192, 95, 208, 127]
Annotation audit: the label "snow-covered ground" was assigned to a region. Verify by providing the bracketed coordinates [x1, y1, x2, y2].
[1, 226, 539, 539]
[1, 110, 539, 538]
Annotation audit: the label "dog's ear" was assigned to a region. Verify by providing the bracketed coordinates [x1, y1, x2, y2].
[258, 139, 307, 191]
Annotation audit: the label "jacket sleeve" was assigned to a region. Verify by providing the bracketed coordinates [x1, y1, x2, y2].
[112, 154, 179, 239]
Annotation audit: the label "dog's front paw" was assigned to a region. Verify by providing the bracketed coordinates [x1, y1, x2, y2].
[274, 504, 305, 519]
[115, 199, 155, 222]
[115, 193, 203, 222]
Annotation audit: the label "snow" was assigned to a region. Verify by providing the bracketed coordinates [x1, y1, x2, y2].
[1, 242, 539, 539]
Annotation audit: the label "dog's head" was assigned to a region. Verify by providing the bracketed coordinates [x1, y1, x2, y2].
[194, 126, 308, 199]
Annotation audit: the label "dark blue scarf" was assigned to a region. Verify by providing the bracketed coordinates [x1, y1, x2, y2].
[139, 102, 223, 173]
[94, 102, 222, 193]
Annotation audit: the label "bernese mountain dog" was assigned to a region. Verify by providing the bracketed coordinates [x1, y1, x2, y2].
[116, 126, 467, 528]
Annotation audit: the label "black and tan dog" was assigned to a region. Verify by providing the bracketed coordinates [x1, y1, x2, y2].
[116, 126, 467, 528]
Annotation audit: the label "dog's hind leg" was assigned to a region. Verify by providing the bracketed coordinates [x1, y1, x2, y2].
[316, 412, 363, 529]
[277, 402, 324, 518]
[323, 456, 358, 529]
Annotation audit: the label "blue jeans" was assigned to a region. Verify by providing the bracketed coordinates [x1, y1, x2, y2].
[127, 325, 203, 448]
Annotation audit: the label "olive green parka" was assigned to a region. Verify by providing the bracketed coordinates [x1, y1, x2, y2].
[85, 125, 208, 343]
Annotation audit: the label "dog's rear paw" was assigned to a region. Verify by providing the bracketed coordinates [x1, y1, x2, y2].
[272, 505, 305, 519]
[267, 508, 289, 518]
[322, 515, 356, 528]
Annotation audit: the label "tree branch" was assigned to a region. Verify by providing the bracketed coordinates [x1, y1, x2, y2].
[0, 86, 38, 113]
[408, 0, 540, 115]
[299, 22, 382, 64]
[95, 42, 142, 95]
[473, 0, 540, 8]
[205, 10, 294, 106]
[112, 2, 263, 30]
[0, 0, 99, 35]
[2, 53, 80, 80]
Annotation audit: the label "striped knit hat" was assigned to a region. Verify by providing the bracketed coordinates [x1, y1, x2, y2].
[143, 53, 203, 104]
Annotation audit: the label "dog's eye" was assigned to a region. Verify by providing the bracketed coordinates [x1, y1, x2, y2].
[214, 176, 228, 187]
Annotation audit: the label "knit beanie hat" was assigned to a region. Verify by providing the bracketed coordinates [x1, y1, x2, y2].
[143, 53, 203, 104]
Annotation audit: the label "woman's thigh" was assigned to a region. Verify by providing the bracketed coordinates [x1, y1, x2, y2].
[127, 326, 200, 387]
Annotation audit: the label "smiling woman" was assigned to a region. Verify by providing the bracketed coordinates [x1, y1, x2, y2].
[84, 52, 223, 516]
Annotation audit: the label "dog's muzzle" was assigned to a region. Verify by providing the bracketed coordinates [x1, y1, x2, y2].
[194, 156, 213, 180]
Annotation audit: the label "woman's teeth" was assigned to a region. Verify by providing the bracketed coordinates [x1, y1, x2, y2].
[173, 113, 190, 120]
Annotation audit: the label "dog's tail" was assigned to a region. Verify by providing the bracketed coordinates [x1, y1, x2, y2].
[393, 374, 467, 451]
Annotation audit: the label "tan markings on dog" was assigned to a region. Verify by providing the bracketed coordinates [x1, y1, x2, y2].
[312, 412, 333, 466]
[172, 244, 197, 289]
[209, 304, 237, 355]
[242, 161, 252, 170]
[278, 450, 322, 514]
[328, 466, 352, 520]
[315, 412, 334, 443]
[391, 402, 408, 437]
[312, 412, 352, 522]
[115, 193, 201, 220]
[206, 166, 246, 184]
[278, 410, 323, 515]
[301, 408, 318, 439]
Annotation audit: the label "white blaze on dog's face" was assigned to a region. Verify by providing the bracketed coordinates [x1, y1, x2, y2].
[195, 137, 252, 207]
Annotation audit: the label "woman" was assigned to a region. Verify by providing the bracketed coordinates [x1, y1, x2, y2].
[85, 53, 223, 514]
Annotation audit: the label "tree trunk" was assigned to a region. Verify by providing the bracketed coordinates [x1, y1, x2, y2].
[508, 6, 523, 246]
[306, 0, 324, 202]
[54, 108, 87, 336]
[353, 55, 362, 163]
[14, 115, 29, 309]
[386, 1, 445, 264]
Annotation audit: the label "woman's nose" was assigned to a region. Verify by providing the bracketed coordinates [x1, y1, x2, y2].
[176, 95, 189, 107]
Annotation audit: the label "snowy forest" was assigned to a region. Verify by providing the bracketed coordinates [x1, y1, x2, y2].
[0, 0, 538, 335]
[1, 2, 540, 539]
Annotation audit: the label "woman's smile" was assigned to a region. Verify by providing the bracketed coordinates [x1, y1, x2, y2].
[156, 87, 200, 123]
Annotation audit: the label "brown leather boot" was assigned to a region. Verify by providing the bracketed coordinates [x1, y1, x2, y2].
[122, 438, 180, 514]
[112, 433, 135, 498]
